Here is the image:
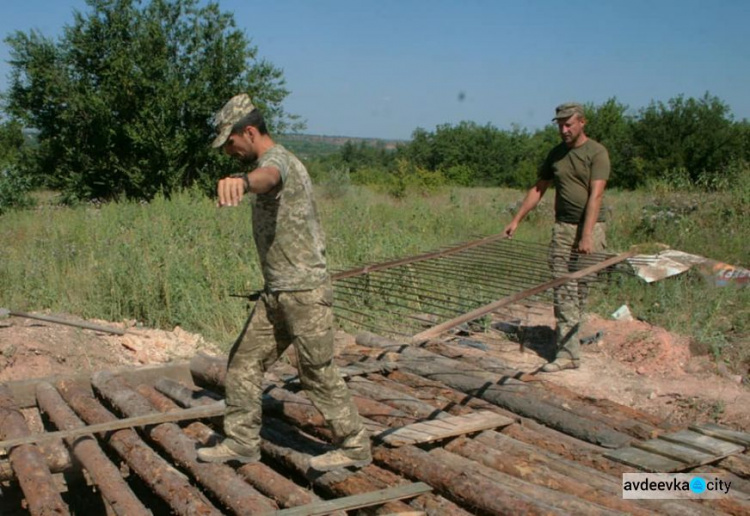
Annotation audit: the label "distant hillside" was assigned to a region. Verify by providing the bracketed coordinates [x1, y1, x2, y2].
[278, 133, 405, 159]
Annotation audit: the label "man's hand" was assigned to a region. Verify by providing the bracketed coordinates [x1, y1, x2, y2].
[217, 176, 246, 207]
[503, 221, 518, 238]
[577, 234, 594, 254]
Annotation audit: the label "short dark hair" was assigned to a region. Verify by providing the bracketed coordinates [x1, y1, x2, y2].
[231, 108, 268, 135]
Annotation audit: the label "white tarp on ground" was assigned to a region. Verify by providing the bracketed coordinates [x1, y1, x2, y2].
[628, 250, 749, 286]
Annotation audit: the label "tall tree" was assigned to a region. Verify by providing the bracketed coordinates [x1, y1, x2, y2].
[584, 98, 637, 188]
[632, 93, 739, 184]
[4, 0, 301, 201]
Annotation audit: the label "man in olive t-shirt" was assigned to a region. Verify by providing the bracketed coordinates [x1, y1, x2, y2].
[195, 94, 371, 471]
[503, 102, 610, 372]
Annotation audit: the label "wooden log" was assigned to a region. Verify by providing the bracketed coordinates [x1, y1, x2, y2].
[187, 354, 711, 515]
[361, 467, 473, 516]
[347, 375, 456, 421]
[134, 383, 330, 512]
[190, 352, 228, 393]
[376, 369, 638, 475]
[269, 482, 433, 516]
[155, 376, 419, 514]
[352, 367, 721, 516]
[4, 361, 193, 409]
[55, 378, 222, 516]
[0, 402, 227, 450]
[372, 444, 569, 515]
[160, 372, 480, 515]
[90, 371, 278, 514]
[183, 365, 591, 515]
[258, 418, 418, 515]
[448, 433, 654, 515]
[687, 465, 750, 516]
[472, 431, 721, 516]
[0, 439, 72, 481]
[356, 332, 632, 448]
[35, 382, 149, 516]
[342, 376, 683, 516]
[0, 384, 70, 516]
[423, 338, 665, 439]
[715, 455, 750, 480]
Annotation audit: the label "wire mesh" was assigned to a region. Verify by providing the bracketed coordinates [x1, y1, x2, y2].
[331, 236, 632, 339]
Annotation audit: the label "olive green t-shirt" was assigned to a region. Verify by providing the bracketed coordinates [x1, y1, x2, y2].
[252, 145, 328, 291]
[538, 139, 610, 224]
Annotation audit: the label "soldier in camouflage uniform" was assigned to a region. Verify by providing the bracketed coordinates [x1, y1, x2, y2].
[197, 94, 371, 471]
[503, 102, 610, 372]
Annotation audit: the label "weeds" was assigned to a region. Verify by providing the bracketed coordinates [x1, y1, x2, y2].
[0, 184, 747, 373]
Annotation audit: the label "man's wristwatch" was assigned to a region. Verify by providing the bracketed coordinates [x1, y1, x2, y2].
[231, 173, 251, 193]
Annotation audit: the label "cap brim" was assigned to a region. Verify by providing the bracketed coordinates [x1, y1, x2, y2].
[211, 126, 232, 148]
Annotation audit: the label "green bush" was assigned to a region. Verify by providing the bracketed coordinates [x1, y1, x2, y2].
[4, 0, 298, 202]
[0, 166, 34, 214]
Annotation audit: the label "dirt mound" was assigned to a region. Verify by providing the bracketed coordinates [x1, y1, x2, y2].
[476, 310, 749, 430]
[595, 318, 693, 376]
[0, 314, 221, 384]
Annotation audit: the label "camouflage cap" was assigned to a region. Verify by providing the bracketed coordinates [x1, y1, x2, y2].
[552, 102, 585, 121]
[211, 93, 256, 148]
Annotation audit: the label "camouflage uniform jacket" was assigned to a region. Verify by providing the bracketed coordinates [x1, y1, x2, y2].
[252, 145, 328, 291]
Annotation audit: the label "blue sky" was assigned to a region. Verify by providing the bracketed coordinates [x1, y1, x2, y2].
[1, 0, 748, 140]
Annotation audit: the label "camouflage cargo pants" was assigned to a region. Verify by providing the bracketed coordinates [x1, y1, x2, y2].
[548, 222, 607, 361]
[222, 281, 366, 455]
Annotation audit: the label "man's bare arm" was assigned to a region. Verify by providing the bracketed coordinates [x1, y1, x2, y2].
[218, 166, 282, 206]
[503, 179, 552, 237]
[577, 179, 606, 254]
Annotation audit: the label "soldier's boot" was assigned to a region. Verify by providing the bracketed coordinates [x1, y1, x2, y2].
[541, 357, 580, 373]
[309, 427, 372, 472]
[197, 440, 261, 464]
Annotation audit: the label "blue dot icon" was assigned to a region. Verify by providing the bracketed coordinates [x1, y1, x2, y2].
[690, 477, 707, 494]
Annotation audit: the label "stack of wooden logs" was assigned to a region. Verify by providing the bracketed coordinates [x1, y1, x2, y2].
[0, 331, 748, 515]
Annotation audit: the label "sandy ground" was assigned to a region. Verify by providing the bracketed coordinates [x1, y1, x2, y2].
[0, 308, 747, 431]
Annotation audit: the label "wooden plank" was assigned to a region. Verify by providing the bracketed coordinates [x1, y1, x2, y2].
[633, 439, 714, 466]
[604, 446, 687, 472]
[265, 482, 432, 516]
[378, 411, 513, 447]
[690, 423, 750, 447]
[660, 429, 744, 456]
[412, 250, 636, 342]
[0, 401, 225, 450]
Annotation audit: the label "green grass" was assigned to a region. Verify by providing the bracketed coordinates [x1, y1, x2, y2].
[0, 184, 747, 374]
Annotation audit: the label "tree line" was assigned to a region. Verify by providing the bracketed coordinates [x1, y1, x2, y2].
[309, 95, 750, 193]
[1, 0, 748, 214]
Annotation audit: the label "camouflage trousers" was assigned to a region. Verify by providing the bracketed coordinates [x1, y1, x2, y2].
[548, 222, 607, 361]
[223, 281, 367, 456]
